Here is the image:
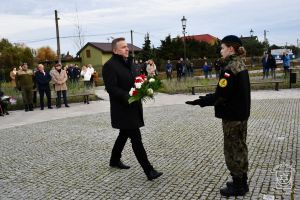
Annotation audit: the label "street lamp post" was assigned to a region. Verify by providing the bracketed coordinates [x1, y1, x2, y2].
[250, 28, 254, 67]
[250, 29, 254, 37]
[181, 16, 187, 61]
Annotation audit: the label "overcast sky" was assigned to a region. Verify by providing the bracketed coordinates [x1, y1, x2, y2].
[0, 0, 299, 56]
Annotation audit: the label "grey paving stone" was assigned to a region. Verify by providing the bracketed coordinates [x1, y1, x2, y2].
[0, 99, 299, 199]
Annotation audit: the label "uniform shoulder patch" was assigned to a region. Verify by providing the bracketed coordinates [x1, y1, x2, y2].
[218, 78, 227, 88]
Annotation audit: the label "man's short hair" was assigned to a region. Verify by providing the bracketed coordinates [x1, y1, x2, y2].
[112, 37, 125, 51]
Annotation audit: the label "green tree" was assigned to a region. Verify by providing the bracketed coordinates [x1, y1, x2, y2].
[21, 47, 34, 66]
[158, 35, 219, 60]
[138, 33, 153, 61]
[158, 35, 174, 59]
[0, 38, 34, 81]
[241, 37, 265, 56]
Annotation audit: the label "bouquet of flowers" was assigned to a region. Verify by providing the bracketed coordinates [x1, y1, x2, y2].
[1, 96, 17, 105]
[128, 74, 162, 104]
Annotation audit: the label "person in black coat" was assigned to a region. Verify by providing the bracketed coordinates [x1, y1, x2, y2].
[35, 64, 53, 110]
[176, 59, 183, 81]
[102, 37, 162, 181]
[267, 53, 276, 79]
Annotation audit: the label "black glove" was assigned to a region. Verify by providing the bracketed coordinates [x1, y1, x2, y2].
[185, 99, 203, 106]
[198, 96, 207, 107]
[198, 94, 216, 107]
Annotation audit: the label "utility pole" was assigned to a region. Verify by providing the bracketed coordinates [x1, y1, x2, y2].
[263, 30, 269, 43]
[130, 30, 134, 58]
[55, 10, 61, 64]
[263, 30, 269, 52]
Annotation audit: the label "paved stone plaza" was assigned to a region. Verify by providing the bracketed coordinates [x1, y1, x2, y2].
[0, 91, 299, 199]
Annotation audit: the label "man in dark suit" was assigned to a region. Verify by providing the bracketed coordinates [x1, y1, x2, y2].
[102, 38, 162, 181]
[35, 64, 53, 110]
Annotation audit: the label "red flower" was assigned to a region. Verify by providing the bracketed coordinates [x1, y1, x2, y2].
[135, 76, 144, 83]
[140, 74, 146, 80]
[132, 90, 138, 96]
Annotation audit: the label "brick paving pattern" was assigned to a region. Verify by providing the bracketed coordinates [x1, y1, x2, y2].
[0, 99, 299, 199]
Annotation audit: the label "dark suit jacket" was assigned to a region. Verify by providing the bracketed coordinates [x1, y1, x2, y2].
[35, 71, 51, 89]
[102, 54, 144, 129]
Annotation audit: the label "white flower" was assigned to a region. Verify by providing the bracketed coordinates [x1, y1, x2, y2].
[147, 88, 154, 95]
[129, 87, 136, 96]
[149, 78, 155, 83]
[135, 82, 142, 89]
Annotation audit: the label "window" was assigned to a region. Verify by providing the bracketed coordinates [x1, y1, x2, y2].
[86, 49, 91, 58]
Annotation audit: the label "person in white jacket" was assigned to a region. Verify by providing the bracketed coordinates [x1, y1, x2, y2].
[87, 64, 95, 87]
[81, 65, 92, 104]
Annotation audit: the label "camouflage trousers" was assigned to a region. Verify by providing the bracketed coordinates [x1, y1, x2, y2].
[222, 119, 249, 177]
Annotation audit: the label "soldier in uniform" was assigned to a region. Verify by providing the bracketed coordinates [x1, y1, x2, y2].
[186, 35, 251, 196]
[16, 63, 34, 112]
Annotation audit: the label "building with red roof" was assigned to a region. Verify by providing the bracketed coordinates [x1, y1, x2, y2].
[182, 34, 218, 45]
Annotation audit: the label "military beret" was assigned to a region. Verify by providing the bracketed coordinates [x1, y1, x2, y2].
[221, 35, 242, 46]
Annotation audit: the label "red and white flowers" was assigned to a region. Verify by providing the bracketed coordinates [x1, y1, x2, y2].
[128, 74, 162, 104]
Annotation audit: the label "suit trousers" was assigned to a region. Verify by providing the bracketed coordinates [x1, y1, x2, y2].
[56, 90, 68, 107]
[110, 129, 153, 173]
[39, 86, 51, 109]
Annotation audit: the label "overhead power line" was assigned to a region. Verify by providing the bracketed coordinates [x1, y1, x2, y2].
[14, 31, 130, 44]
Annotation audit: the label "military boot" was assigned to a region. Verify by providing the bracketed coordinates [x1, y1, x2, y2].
[226, 173, 249, 192]
[29, 104, 34, 111]
[220, 176, 248, 196]
[25, 105, 29, 112]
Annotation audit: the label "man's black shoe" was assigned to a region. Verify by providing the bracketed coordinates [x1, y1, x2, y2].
[48, 106, 53, 109]
[109, 161, 130, 169]
[146, 170, 163, 181]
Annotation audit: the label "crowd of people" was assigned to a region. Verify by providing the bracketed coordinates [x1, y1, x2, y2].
[165, 57, 224, 80]
[0, 63, 96, 115]
[0, 49, 292, 116]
